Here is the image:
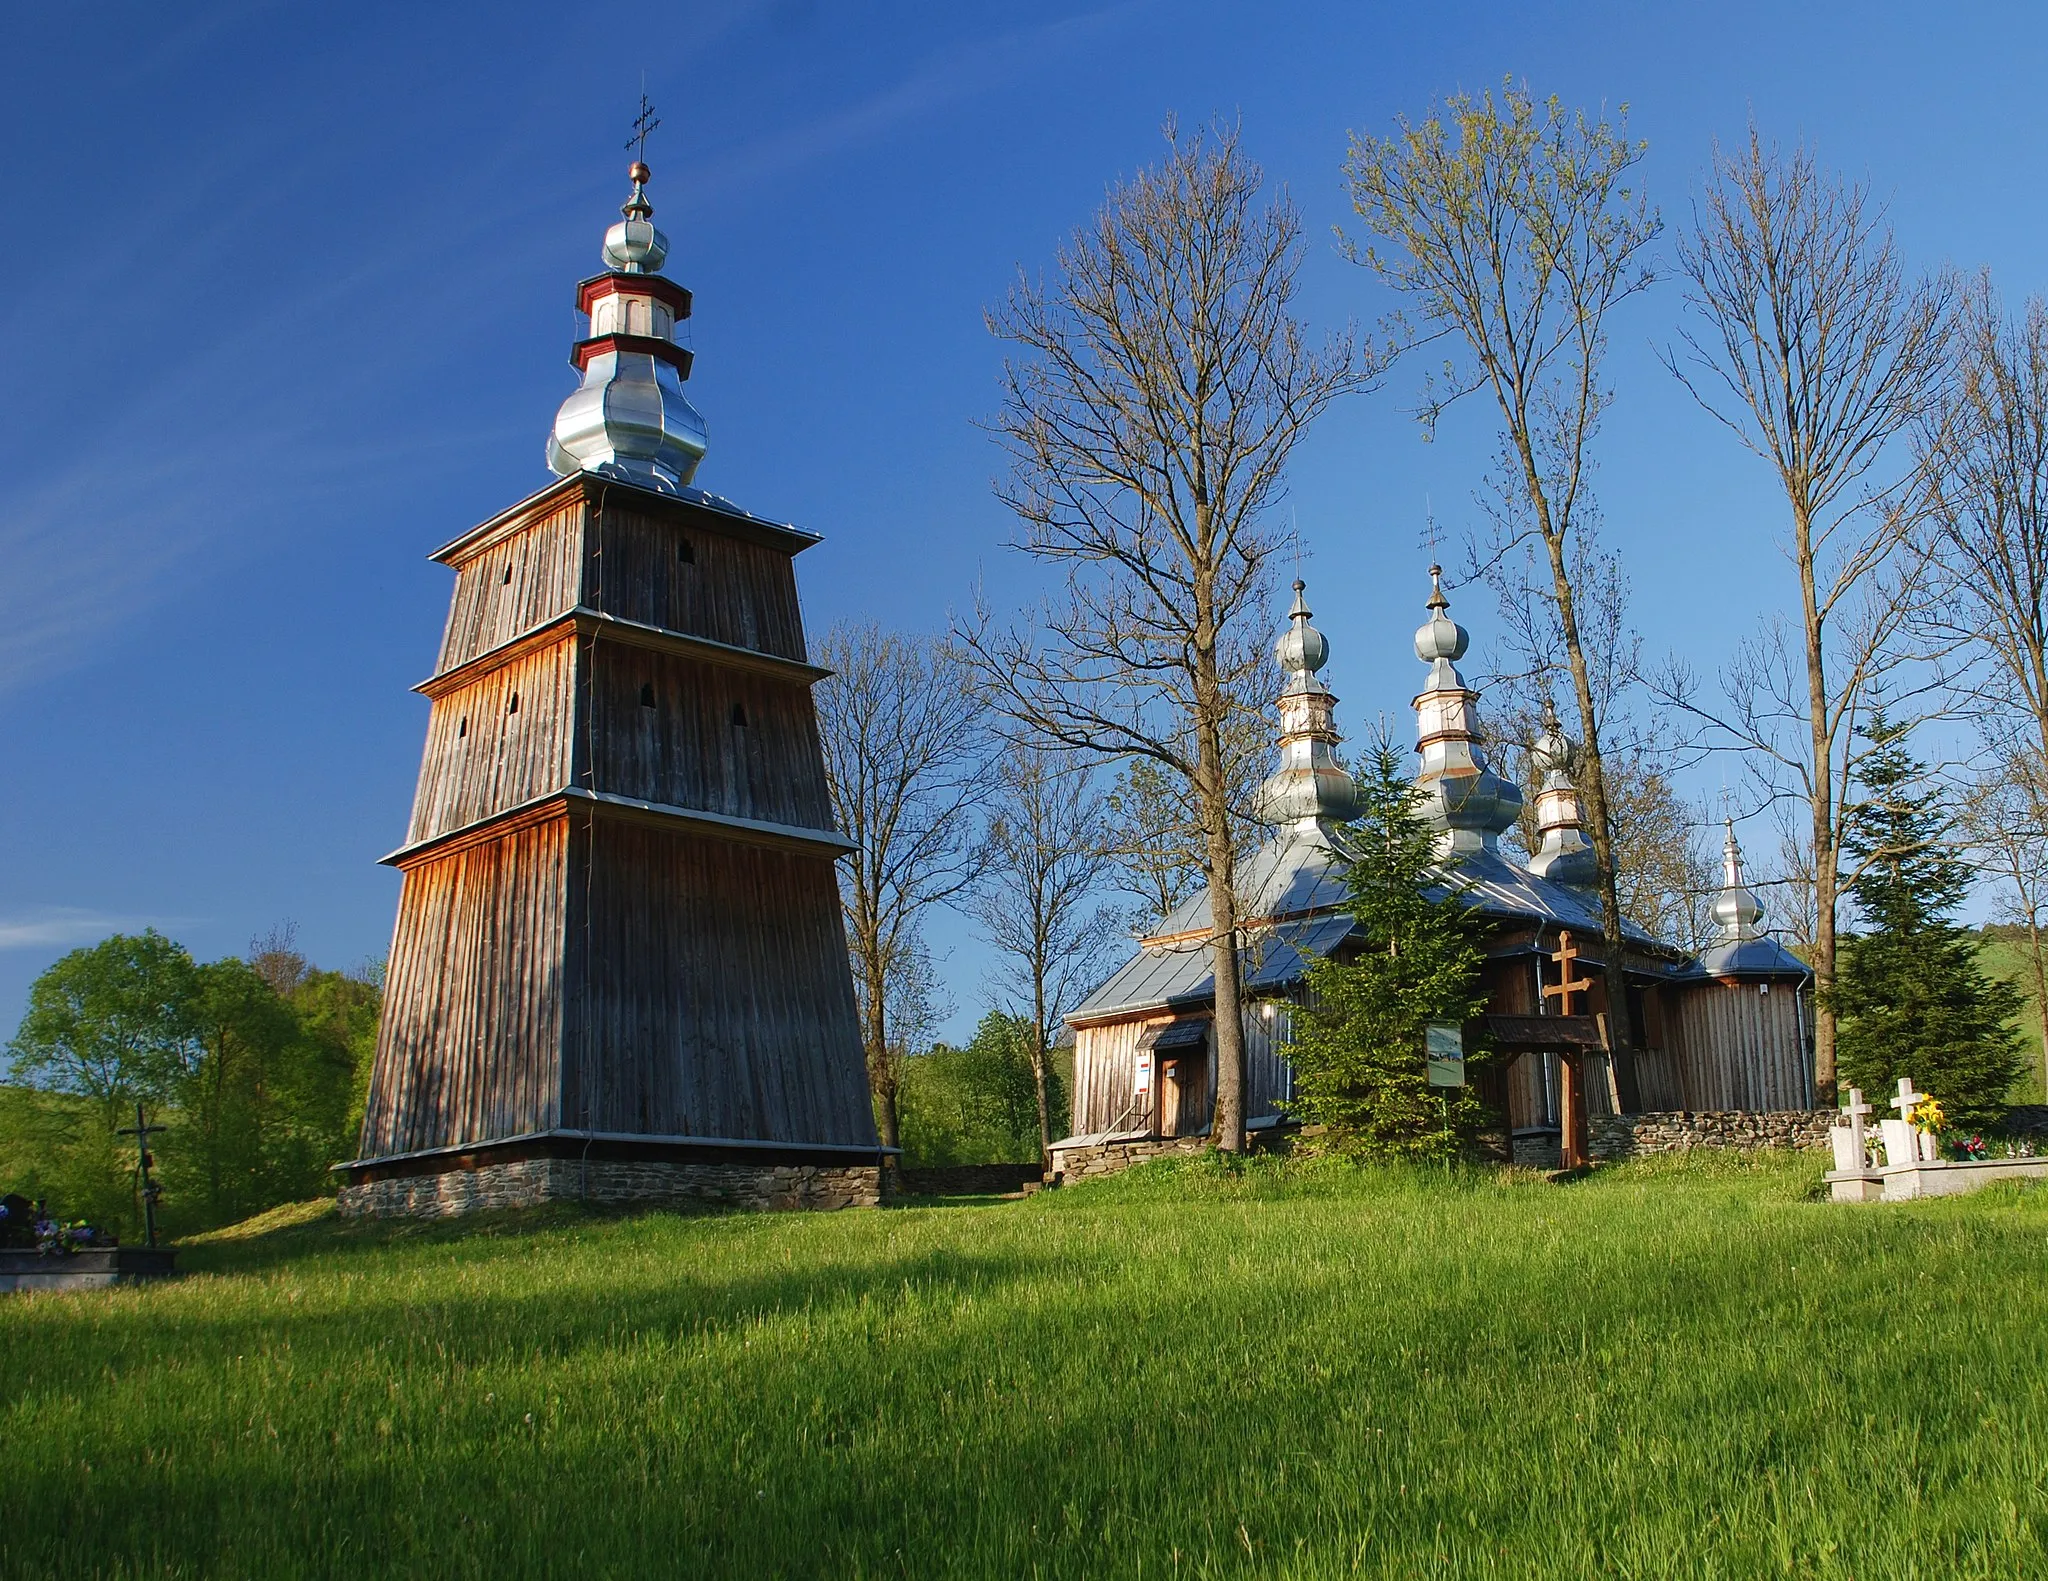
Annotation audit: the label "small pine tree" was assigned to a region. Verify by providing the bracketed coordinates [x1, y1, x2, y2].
[1832, 716, 2025, 1131]
[1287, 736, 1494, 1158]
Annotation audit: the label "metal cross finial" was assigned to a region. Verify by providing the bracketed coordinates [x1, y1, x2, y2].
[1419, 497, 1440, 562]
[626, 93, 661, 161]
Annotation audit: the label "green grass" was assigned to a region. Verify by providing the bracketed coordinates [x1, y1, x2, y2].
[4, 1154, 2047, 1578]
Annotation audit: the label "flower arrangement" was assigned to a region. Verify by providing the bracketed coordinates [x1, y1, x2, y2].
[1909, 1096, 1946, 1134]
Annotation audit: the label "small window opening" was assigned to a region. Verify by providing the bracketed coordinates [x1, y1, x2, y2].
[507, 693, 520, 716]
[678, 538, 695, 565]
[730, 703, 748, 727]
[502, 561, 514, 585]
[640, 682, 656, 709]
[457, 716, 468, 739]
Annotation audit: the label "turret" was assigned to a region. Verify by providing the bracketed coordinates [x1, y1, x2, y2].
[1256, 580, 1360, 836]
[546, 161, 709, 492]
[1411, 567, 1521, 859]
[1525, 703, 1598, 887]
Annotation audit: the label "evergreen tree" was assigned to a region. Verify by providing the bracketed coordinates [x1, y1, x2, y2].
[1287, 737, 1494, 1158]
[1832, 716, 2025, 1130]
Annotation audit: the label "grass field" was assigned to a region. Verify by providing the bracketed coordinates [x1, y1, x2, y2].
[3, 1153, 2046, 1578]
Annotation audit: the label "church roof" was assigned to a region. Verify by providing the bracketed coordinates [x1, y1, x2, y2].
[1068, 826, 1665, 1025]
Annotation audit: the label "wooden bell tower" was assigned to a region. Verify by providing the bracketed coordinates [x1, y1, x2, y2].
[340, 155, 881, 1217]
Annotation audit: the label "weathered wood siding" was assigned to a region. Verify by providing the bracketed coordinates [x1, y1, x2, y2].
[408, 638, 577, 845]
[361, 814, 570, 1156]
[1670, 979, 1811, 1111]
[586, 643, 834, 828]
[561, 816, 874, 1145]
[1070, 1007, 1293, 1138]
[585, 496, 810, 662]
[437, 493, 585, 672]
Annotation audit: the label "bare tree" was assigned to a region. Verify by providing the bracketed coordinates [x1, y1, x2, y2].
[1916, 280, 2048, 767]
[972, 746, 1121, 1161]
[967, 120, 1371, 1153]
[1960, 757, 2048, 1094]
[813, 623, 989, 1156]
[247, 921, 308, 998]
[1661, 127, 1952, 1104]
[1344, 82, 1659, 1081]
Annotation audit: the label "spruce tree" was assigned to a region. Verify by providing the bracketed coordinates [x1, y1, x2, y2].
[1287, 737, 1493, 1158]
[1833, 716, 2025, 1131]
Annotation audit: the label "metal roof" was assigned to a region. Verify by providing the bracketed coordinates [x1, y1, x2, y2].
[1069, 830, 1663, 1024]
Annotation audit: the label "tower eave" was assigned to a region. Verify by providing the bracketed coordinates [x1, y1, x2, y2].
[429, 471, 822, 568]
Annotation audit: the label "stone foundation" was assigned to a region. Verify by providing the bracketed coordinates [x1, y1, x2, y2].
[337, 1156, 882, 1219]
[1050, 1134, 1209, 1183]
[1591, 1110, 1834, 1160]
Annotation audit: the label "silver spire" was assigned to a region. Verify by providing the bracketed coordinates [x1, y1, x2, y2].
[1411, 566, 1521, 859]
[546, 161, 709, 492]
[1256, 580, 1360, 835]
[1525, 702, 1598, 887]
[1709, 819, 1766, 942]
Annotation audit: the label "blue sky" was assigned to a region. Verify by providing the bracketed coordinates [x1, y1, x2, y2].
[1, 1, 2041, 1046]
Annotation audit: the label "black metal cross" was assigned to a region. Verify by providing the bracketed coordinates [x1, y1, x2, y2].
[626, 94, 661, 160]
[116, 1101, 168, 1249]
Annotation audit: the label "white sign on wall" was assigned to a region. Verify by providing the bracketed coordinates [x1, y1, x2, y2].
[1133, 1052, 1153, 1096]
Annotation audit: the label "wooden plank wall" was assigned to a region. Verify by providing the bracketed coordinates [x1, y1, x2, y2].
[1070, 1008, 1294, 1138]
[408, 638, 577, 845]
[437, 495, 585, 673]
[586, 498, 810, 662]
[1671, 980, 1811, 1111]
[359, 815, 570, 1156]
[562, 817, 876, 1147]
[585, 643, 834, 828]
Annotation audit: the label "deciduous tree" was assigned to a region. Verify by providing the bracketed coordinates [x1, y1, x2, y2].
[1345, 82, 1658, 1084]
[1661, 127, 1953, 1105]
[814, 623, 989, 1156]
[970, 119, 1371, 1153]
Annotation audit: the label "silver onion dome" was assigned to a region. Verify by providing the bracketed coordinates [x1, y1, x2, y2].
[1709, 819, 1766, 940]
[1525, 703, 1598, 887]
[546, 161, 708, 493]
[1257, 580, 1360, 833]
[1410, 566, 1521, 858]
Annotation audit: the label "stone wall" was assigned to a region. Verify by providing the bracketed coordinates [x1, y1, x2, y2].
[1590, 1110, 1834, 1161]
[338, 1157, 881, 1219]
[1050, 1135, 1209, 1183]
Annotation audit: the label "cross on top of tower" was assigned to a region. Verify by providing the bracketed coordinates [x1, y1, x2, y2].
[626, 93, 661, 162]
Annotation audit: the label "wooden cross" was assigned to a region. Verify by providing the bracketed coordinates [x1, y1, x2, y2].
[1542, 930, 1592, 1016]
[115, 1101, 168, 1249]
[625, 93, 661, 160]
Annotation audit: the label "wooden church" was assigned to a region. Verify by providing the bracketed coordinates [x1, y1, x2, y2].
[1054, 574, 1813, 1175]
[339, 160, 882, 1216]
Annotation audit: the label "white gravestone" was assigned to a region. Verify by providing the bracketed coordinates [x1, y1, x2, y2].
[1883, 1077, 1942, 1167]
[1831, 1087, 1874, 1172]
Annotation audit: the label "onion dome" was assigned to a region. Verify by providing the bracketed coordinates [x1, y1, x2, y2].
[1411, 567, 1521, 859]
[546, 161, 709, 493]
[1257, 580, 1360, 835]
[1525, 703, 1598, 887]
[1695, 820, 1810, 979]
[1709, 819, 1765, 940]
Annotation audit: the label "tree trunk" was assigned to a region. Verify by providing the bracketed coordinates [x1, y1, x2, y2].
[1193, 597, 1247, 1154]
[1797, 499, 1840, 1108]
[863, 954, 901, 1159]
[1538, 519, 1639, 1107]
[1030, 976, 1054, 1169]
[2027, 908, 2048, 1100]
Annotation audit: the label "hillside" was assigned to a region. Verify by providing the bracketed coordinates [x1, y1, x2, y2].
[3, 1157, 2046, 1577]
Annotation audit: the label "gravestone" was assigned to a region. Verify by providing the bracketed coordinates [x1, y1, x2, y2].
[1826, 1088, 1884, 1202]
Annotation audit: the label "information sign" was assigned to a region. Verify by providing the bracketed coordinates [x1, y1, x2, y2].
[1425, 1022, 1466, 1088]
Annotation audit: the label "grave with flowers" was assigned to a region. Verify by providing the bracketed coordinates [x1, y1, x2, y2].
[1826, 1078, 2048, 1203]
[0, 1192, 176, 1294]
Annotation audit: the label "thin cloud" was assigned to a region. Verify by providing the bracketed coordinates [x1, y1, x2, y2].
[0, 909, 178, 951]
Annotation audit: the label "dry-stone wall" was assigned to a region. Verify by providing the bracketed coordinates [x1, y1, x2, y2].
[1590, 1110, 1833, 1160]
[1051, 1135, 1208, 1182]
[338, 1158, 881, 1219]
